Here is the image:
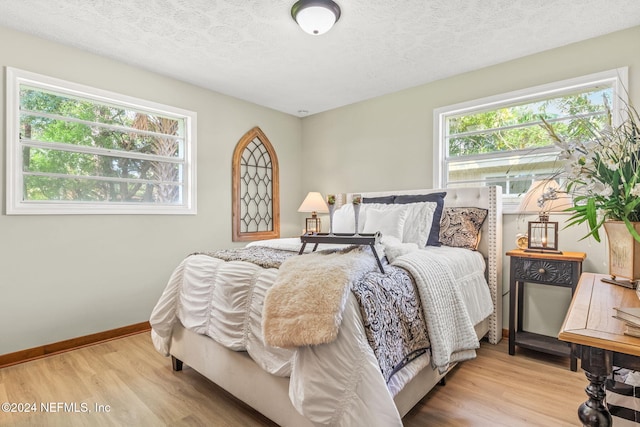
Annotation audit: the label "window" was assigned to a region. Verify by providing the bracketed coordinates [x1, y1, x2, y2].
[6, 67, 197, 214]
[232, 127, 280, 241]
[434, 68, 628, 212]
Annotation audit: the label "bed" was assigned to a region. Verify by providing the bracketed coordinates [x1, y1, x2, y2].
[150, 186, 503, 426]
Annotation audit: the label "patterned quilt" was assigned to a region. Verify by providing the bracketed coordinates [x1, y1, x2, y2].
[351, 266, 430, 382]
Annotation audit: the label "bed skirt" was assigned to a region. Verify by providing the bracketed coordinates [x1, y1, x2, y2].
[168, 318, 490, 426]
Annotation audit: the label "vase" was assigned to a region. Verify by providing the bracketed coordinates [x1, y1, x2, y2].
[353, 203, 360, 236]
[603, 221, 640, 284]
[328, 204, 336, 235]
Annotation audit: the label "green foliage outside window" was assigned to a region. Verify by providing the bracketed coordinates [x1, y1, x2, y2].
[447, 89, 612, 159]
[20, 87, 184, 204]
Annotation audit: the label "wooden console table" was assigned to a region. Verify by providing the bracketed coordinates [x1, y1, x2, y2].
[559, 272, 640, 427]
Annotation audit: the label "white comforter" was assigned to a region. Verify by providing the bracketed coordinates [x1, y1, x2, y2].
[149, 239, 493, 426]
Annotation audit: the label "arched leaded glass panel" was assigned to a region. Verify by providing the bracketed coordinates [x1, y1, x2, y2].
[232, 127, 279, 241]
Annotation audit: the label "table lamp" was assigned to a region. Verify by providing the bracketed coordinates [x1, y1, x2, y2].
[518, 180, 571, 254]
[298, 191, 329, 233]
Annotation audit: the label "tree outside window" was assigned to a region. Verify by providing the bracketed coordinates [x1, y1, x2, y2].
[435, 68, 627, 212]
[7, 68, 196, 214]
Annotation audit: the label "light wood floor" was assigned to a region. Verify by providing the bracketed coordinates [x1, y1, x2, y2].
[0, 333, 586, 426]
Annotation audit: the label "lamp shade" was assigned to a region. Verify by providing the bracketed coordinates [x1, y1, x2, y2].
[519, 180, 567, 253]
[291, 0, 341, 35]
[298, 191, 329, 214]
[518, 180, 572, 214]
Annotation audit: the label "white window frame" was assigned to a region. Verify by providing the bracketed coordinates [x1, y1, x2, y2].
[6, 67, 197, 215]
[433, 67, 628, 213]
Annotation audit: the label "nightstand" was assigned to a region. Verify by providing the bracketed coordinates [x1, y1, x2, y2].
[506, 249, 586, 371]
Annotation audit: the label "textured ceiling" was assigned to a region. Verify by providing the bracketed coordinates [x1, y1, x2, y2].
[1, 0, 640, 117]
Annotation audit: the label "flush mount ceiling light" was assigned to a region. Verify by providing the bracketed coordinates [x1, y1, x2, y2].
[291, 0, 341, 35]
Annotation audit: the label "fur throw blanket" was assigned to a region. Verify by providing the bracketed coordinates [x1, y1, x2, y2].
[263, 246, 376, 348]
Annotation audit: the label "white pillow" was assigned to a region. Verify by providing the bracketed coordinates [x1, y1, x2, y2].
[332, 203, 366, 234]
[401, 202, 437, 247]
[362, 207, 408, 241]
[363, 202, 437, 246]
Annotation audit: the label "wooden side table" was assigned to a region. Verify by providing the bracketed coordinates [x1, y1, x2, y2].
[507, 249, 586, 371]
[559, 273, 640, 427]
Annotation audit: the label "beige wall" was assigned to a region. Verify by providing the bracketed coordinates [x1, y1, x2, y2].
[2, 24, 639, 356]
[302, 26, 640, 336]
[0, 26, 303, 355]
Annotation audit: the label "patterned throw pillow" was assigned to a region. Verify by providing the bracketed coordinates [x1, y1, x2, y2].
[439, 207, 488, 250]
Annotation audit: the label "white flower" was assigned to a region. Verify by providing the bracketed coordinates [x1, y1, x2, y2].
[541, 104, 640, 241]
[589, 182, 613, 198]
[603, 157, 618, 171]
[537, 187, 558, 208]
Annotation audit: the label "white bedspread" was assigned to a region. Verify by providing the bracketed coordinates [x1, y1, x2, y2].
[149, 240, 493, 426]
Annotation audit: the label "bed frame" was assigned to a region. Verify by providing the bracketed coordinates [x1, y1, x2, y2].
[168, 186, 503, 426]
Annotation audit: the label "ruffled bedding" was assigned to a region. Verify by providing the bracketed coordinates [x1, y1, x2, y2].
[149, 238, 493, 426]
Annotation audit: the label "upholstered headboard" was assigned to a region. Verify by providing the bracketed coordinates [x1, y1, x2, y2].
[346, 186, 503, 344]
